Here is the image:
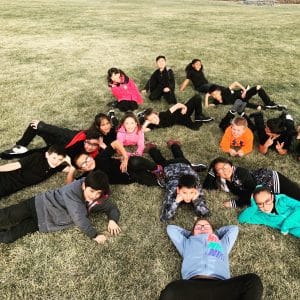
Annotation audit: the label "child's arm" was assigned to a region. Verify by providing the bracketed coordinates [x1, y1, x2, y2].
[110, 140, 129, 172]
[0, 162, 21, 172]
[169, 103, 187, 114]
[192, 188, 210, 217]
[179, 79, 190, 91]
[65, 166, 77, 184]
[142, 120, 152, 132]
[167, 225, 189, 256]
[216, 225, 239, 253]
[238, 129, 254, 156]
[160, 191, 180, 222]
[220, 127, 235, 154]
[168, 69, 176, 91]
[135, 130, 145, 156]
[229, 81, 246, 92]
[204, 93, 214, 108]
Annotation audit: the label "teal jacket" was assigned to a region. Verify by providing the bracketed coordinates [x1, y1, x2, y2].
[238, 194, 300, 238]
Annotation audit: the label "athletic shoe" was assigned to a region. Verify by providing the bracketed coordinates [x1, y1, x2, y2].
[3, 145, 28, 155]
[166, 139, 181, 148]
[107, 109, 116, 120]
[137, 109, 147, 119]
[191, 162, 207, 172]
[195, 115, 214, 123]
[264, 102, 279, 109]
[152, 165, 166, 188]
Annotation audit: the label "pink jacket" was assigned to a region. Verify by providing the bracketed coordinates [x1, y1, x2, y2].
[110, 78, 143, 104]
[117, 125, 145, 156]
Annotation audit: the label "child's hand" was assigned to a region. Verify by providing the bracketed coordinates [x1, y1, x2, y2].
[108, 220, 121, 236]
[30, 120, 40, 129]
[275, 141, 285, 151]
[180, 105, 187, 115]
[237, 150, 244, 157]
[223, 201, 232, 208]
[94, 234, 107, 244]
[229, 149, 237, 156]
[175, 194, 184, 203]
[141, 89, 147, 95]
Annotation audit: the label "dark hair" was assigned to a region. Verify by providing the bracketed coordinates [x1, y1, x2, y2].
[85, 170, 110, 194]
[185, 58, 203, 73]
[143, 108, 157, 119]
[107, 68, 129, 86]
[252, 185, 272, 199]
[90, 113, 112, 134]
[156, 55, 166, 62]
[266, 117, 286, 134]
[73, 152, 88, 170]
[178, 174, 198, 189]
[208, 84, 221, 94]
[209, 157, 233, 174]
[85, 129, 102, 140]
[118, 112, 141, 131]
[47, 145, 66, 157]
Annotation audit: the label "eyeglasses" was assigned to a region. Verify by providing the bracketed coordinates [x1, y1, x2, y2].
[84, 140, 99, 148]
[256, 197, 273, 208]
[194, 224, 211, 230]
[80, 156, 92, 168]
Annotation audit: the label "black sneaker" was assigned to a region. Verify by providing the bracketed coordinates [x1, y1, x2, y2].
[137, 109, 146, 118]
[191, 162, 207, 172]
[195, 115, 214, 123]
[107, 109, 116, 119]
[265, 102, 278, 109]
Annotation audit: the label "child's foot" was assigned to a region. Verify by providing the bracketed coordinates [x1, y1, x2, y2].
[137, 109, 147, 119]
[191, 162, 207, 172]
[166, 139, 181, 148]
[107, 109, 116, 120]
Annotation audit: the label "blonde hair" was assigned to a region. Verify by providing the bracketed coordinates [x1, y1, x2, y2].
[232, 116, 248, 128]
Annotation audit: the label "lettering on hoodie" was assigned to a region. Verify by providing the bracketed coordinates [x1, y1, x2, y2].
[207, 234, 224, 261]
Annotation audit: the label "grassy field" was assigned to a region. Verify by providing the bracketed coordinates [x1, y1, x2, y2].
[0, 0, 299, 299]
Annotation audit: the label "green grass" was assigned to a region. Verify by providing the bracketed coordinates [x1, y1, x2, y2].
[0, 0, 299, 299]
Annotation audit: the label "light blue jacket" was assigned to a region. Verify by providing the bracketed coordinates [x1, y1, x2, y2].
[238, 194, 300, 238]
[167, 225, 239, 280]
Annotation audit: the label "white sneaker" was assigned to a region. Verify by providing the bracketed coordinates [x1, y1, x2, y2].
[9, 145, 28, 155]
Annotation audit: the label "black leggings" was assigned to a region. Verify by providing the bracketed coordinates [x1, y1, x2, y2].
[244, 87, 272, 109]
[159, 273, 263, 300]
[149, 86, 177, 104]
[0, 197, 38, 243]
[148, 144, 190, 167]
[127, 156, 157, 186]
[278, 172, 300, 200]
[116, 100, 138, 112]
[16, 121, 78, 147]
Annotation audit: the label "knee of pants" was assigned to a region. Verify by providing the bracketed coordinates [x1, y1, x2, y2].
[0, 231, 16, 244]
[159, 283, 180, 300]
[245, 273, 263, 293]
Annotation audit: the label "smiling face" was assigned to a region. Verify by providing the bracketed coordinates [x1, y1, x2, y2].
[123, 116, 138, 133]
[210, 90, 222, 102]
[82, 182, 102, 202]
[231, 124, 246, 138]
[84, 139, 99, 153]
[214, 162, 233, 180]
[193, 220, 213, 236]
[75, 154, 96, 172]
[45, 152, 65, 168]
[99, 118, 112, 135]
[156, 57, 166, 70]
[110, 72, 121, 83]
[192, 60, 202, 71]
[254, 191, 274, 213]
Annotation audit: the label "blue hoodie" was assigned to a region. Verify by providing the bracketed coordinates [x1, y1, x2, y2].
[167, 225, 239, 280]
[238, 194, 300, 238]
